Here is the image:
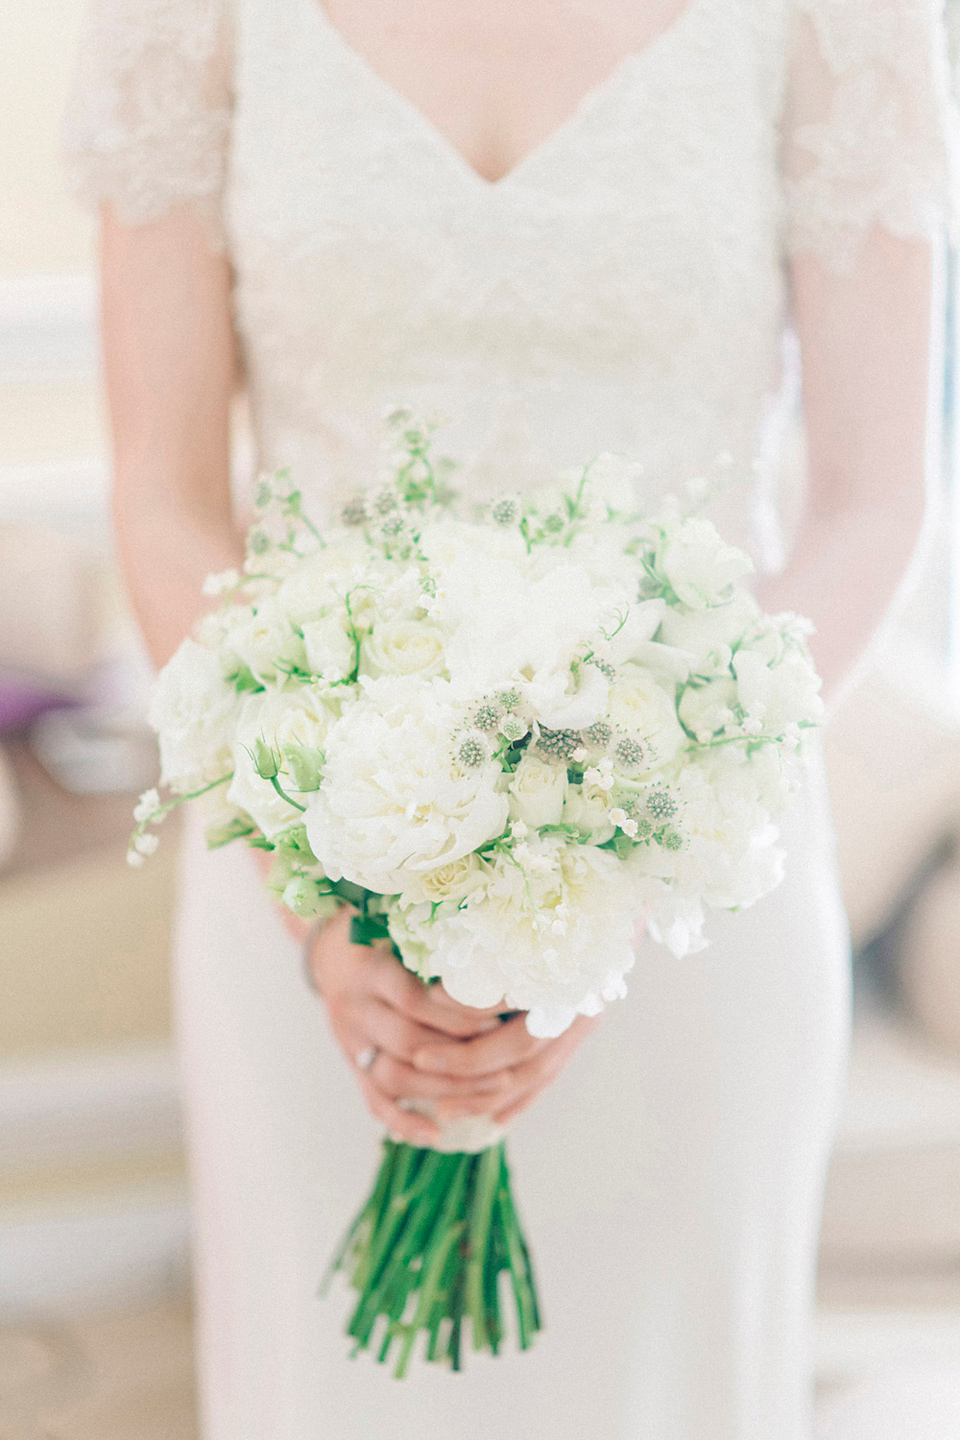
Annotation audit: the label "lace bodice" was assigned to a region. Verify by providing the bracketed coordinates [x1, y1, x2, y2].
[63, 0, 956, 563]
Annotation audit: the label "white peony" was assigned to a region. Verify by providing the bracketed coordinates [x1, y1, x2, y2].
[360, 619, 447, 680]
[390, 836, 640, 1037]
[304, 676, 509, 894]
[656, 517, 753, 610]
[227, 684, 337, 838]
[148, 639, 237, 792]
[507, 752, 568, 830]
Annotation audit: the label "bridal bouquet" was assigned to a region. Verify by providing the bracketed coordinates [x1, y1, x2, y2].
[133, 410, 823, 1374]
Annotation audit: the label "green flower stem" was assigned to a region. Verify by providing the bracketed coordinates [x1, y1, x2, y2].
[326, 1137, 541, 1377]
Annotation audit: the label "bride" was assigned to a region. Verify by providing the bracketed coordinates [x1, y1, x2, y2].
[65, 1, 952, 1436]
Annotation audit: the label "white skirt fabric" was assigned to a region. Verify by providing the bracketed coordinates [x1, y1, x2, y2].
[173, 745, 851, 1440]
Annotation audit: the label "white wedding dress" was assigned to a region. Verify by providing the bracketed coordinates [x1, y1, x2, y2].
[64, 3, 954, 1436]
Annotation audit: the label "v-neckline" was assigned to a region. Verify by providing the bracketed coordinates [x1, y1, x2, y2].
[306, 0, 701, 191]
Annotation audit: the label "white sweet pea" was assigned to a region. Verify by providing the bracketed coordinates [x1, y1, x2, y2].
[678, 676, 740, 740]
[360, 619, 447, 680]
[301, 613, 357, 682]
[656, 517, 753, 610]
[507, 752, 568, 830]
[733, 647, 824, 735]
[148, 638, 236, 792]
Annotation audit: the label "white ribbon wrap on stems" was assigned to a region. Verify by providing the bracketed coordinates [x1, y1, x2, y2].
[398, 1099, 506, 1154]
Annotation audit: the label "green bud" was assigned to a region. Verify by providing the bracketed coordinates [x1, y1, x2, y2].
[252, 738, 279, 779]
[282, 742, 324, 792]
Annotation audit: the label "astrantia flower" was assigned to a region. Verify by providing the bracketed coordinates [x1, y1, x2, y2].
[304, 676, 509, 894]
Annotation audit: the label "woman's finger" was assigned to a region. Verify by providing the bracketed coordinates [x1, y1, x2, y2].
[412, 1013, 546, 1078]
[370, 1051, 510, 1104]
[372, 962, 503, 1039]
[354, 996, 468, 1066]
[357, 1072, 439, 1147]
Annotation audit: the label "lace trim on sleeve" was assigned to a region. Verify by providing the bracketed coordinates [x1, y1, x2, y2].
[784, 0, 958, 270]
[62, 0, 233, 249]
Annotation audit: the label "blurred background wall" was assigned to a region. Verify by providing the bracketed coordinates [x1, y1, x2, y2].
[2, 2, 960, 1433]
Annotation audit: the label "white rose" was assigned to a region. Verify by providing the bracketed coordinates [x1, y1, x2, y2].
[225, 597, 304, 683]
[657, 517, 753, 610]
[273, 535, 371, 623]
[227, 685, 337, 838]
[305, 676, 509, 894]
[561, 780, 616, 843]
[399, 853, 486, 906]
[301, 613, 356, 682]
[678, 676, 740, 740]
[360, 619, 447, 679]
[508, 752, 568, 830]
[148, 638, 236, 792]
[607, 664, 685, 766]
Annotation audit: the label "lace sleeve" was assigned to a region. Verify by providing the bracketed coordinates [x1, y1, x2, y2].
[783, 0, 958, 271]
[61, 0, 233, 249]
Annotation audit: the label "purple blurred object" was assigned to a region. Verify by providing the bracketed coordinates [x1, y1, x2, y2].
[0, 677, 74, 733]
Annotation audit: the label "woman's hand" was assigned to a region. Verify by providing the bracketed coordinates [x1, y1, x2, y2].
[307, 909, 600, 1144]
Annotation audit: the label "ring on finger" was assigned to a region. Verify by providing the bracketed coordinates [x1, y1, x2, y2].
[355, 1045, 379, 1073]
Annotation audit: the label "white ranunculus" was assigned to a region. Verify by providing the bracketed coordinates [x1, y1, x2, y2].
[304, 676, 509, 894]
[508, 752, 568, 830]
[360, 619, 447, 680]
[607, 664, 685, 767]
[227, 685, 337, 838]
[301, 613, 356, 682]
[225, 597, 305, 683]
[678, 676, 740, 740]
[657, 517, 753, 610]
[148, 638, 237, 792]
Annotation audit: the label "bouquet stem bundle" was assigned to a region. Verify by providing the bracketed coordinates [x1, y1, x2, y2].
[325, 1137, 541, 1377]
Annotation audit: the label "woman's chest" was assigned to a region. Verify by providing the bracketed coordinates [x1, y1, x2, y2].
[225, 0, 792, 381]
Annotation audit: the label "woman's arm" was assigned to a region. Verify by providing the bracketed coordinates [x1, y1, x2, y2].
[758, 230, 938, 703]
[101, 206, 243, 667]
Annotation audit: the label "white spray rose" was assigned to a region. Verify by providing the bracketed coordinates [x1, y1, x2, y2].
[657, 518, 753, 610]
[148, 639, 236, 792]
[398, 852, 486, 907]
[360, 620, 447, 680]
[507, 753, 568, 830]
[227, 685, 337, 838]
[304, 676, 509, 894]
[607, 664, 685, 767]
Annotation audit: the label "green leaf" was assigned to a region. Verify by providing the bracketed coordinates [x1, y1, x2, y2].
[350, 914, 392, 947]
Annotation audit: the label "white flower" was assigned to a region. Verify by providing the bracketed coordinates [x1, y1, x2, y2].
[148, 638, 237, 792]
[607, 665, 685, 767]
[133, 831, 159, 856]
[507, 752, 568, 830]
[399, 853, 487, 907]
[561, 778, 616, 843]
[224, 597, 305, 684]
[389, 836, 641, 1037]
[202, 567, 241, 597]
[304, 676, 509, 893]
[678, 676, 739, 740]
[133, 788, 161, 823]
[301, 613, 357, 682]
[360, 619, 447, 680]
[227, 685, 337, 838]
[733, 646, 824, 735]
[656, 517, 753, 610]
